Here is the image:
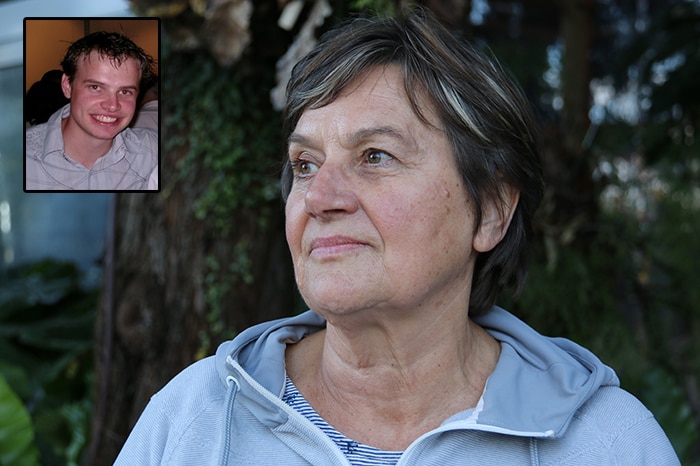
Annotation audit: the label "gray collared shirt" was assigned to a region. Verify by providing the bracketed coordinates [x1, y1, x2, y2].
[25, 104, 158, 191]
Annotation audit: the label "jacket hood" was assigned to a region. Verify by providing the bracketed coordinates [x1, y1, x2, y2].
[214, 306, 619, 439]
[471, 307, 619, 437]
[215, 311, 325, 397]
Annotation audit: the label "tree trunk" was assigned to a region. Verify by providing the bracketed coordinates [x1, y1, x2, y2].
[88, 167, 295, 464]
[560, 0, 592, 157]
[537, 0, 598, 246]
[87, 2, 297, 463]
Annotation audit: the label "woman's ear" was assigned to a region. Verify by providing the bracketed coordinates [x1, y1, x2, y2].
[473, 185, 519, 253]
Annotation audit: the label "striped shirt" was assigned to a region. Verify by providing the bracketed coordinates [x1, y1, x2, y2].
[283, 376, 403, 466]
[25, 104, 158, 191]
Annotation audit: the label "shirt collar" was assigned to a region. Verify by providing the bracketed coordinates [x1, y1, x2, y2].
[41, 103, 128, 168]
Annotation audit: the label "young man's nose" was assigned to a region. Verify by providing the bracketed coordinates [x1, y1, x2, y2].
[101, 94, 121, 112]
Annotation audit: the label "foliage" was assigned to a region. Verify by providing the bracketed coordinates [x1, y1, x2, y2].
[640, 191, 700, 464]
[0, 373, 39, 466]
[161, 30, 286, 355]
[503, 190, 700, 462]
[613, 0, 700, 169]
[640, 366, 698, 463]
[196, 253, 247, 358]
[503, 217, 639, 367]
[163, 45, 281, 237]
[0, 260, 96, 466]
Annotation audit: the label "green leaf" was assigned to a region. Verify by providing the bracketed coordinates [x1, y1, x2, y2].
[0, 372, 40, 466]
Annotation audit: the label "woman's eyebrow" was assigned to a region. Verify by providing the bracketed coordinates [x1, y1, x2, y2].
[288, 125, 411, 148]
[346, 126, 410, 147]
[287, 132, 313, 147]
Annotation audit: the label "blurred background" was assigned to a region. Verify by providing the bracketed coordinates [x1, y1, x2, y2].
[0, 0, 698, 464]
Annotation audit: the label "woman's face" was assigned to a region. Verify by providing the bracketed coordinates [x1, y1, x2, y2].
[285, 66, 488, 319]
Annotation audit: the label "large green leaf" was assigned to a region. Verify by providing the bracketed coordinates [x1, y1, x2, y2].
[0, 373, 39, 466]
[0, 260, 96, 465]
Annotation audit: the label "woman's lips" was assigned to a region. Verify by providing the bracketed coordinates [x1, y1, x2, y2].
[309, 236, 368, 257]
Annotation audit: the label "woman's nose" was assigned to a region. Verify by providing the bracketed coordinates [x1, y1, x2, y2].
[304, 162, 360, 219]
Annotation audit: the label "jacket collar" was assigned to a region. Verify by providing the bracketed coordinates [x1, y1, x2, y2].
[216, 307, 618, 438]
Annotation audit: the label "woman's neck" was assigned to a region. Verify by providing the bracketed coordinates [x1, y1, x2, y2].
[285, 309, 501, 450]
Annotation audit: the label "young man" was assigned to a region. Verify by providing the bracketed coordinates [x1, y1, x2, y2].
[25, 31, 157, 191]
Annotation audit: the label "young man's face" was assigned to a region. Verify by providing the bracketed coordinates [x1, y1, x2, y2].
[61, 50, 141, 144]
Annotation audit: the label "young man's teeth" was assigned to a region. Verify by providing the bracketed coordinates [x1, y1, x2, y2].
[95, 115, 117, 123]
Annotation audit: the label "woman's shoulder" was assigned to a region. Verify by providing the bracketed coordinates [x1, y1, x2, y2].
[549, 385, 680, 465]
[134, 355, 230, 439]
[150, 355, 227, 411]
[576, 385, 652, 426]
[114, 356, 231, 465]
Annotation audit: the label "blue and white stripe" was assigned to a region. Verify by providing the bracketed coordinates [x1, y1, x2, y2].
[283, 376, 404, 466]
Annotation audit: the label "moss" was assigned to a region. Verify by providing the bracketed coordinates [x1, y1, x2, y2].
[163, 47, 282, 237]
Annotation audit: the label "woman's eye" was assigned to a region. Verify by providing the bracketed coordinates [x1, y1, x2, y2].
[366, 150, 394, 165]
[292, 159, 319, 176]
[299, 161, 315, 174]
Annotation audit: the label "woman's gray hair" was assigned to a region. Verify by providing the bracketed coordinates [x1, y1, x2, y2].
[281, 9, 544, 316]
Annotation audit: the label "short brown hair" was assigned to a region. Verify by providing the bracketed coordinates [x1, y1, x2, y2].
[61, 31, 156, 87]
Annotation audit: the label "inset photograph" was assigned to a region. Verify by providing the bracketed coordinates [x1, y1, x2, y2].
[24, 17, 159, 192]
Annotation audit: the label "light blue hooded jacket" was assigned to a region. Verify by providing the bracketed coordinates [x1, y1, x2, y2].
[114, 307, 680, 465]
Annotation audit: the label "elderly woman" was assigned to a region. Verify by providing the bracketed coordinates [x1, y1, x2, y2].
[115, 10, 679, 465]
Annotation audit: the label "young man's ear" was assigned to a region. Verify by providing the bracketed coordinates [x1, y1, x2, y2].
[473, 185, 519, 253]
[60, 74, 72, 99]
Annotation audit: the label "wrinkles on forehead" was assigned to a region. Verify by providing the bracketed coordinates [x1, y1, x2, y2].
[300, 64, 445, 137]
